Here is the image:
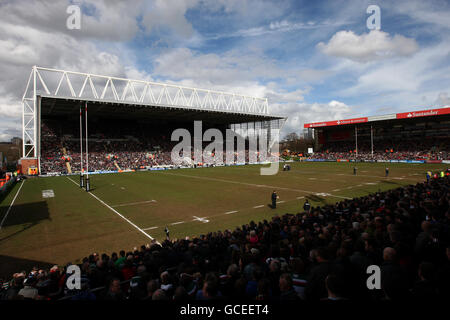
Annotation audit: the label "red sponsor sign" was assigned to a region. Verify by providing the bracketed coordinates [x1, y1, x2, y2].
[396, 107, 450, 119]
[304, 117, 368, 128]
[426, 160, 443, 164]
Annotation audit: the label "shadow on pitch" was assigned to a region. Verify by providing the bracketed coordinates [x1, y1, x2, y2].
[0, 255, 55, 279]
[0, 201, 50, 243]
[382, 180, 404, 187]
[305, 194, 327, 206]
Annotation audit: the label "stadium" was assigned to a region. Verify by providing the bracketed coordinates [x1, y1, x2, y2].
[1, 65, 449, 303]
[305, 106, 450, 162]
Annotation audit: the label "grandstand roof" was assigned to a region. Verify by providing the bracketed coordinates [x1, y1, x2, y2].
[304, 106, 450, 129]
[25, 66, 285, 121]
[40, 95, 281, 125]
[22, 66, 285, 158]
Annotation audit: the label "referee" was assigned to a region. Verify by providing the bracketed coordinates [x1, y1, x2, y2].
[271, 190, 279, 209]
[164, 226, 170, 240]
[303, 199, 311, 213]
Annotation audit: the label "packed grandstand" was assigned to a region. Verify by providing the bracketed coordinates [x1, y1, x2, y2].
[38, 107, 450, 175]
[1, 174, 449, 301]
[304, 107, 450, 163]
[39, 118, 272, 174]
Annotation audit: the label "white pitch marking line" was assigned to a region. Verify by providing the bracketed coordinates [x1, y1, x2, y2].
[224, 210, 238, 215]
[142, 226, 158, 231]
[333, 189, 340, 192]
[66, 177, 154, 240]
[111, 200, 157, 208]
[171, 221, 184, 225]
[192, 216, 209, 223]
[296, 196, 305, 199]
[277, 201, 285, 204]
[0, 180, 25, 231]
[253, 205, 264, 209]
[163, 172, 348, 201]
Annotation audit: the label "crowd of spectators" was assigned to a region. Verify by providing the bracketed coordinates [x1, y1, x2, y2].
[1, 175, 448, 301]
[40, 120, 277, 174]
[40, 120, 176, 174]
[308, 139, 449, 161]
[40, 118, 449, 174]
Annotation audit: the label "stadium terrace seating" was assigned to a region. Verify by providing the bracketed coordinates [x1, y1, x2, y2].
[41, 119, 449, 174]
[40, 119, 179, 174]
[40, 120, 272, 174]
[1, 176, 449, 301]
[308, 138, 449, 161]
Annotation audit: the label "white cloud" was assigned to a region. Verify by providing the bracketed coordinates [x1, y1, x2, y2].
[0, 96, 21, 118]
[274, 100, 352, 136]
[435, 92, 450, 106]
[153, 47, 328, 92]
[0, 0, 144, 42]
[0, 0, 447, 142]
[337, 40, 450, 106]
[317, 30, 419, 63]
[0, 0, 149, 139]
[0, 95, 22, 142]
[385, 0, 450, 30]
[142, 0, 198, 38]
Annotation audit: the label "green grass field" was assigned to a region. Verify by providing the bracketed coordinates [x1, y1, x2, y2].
[0, 161, 444, 278]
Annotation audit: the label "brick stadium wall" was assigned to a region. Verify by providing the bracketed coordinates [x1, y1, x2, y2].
[19, 158, 39, 175]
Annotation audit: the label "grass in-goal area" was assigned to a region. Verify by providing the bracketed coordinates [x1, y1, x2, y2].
[0, 161, 444, 277]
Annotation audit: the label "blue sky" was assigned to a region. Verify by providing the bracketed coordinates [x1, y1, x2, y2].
[0, 0, 449, 140]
